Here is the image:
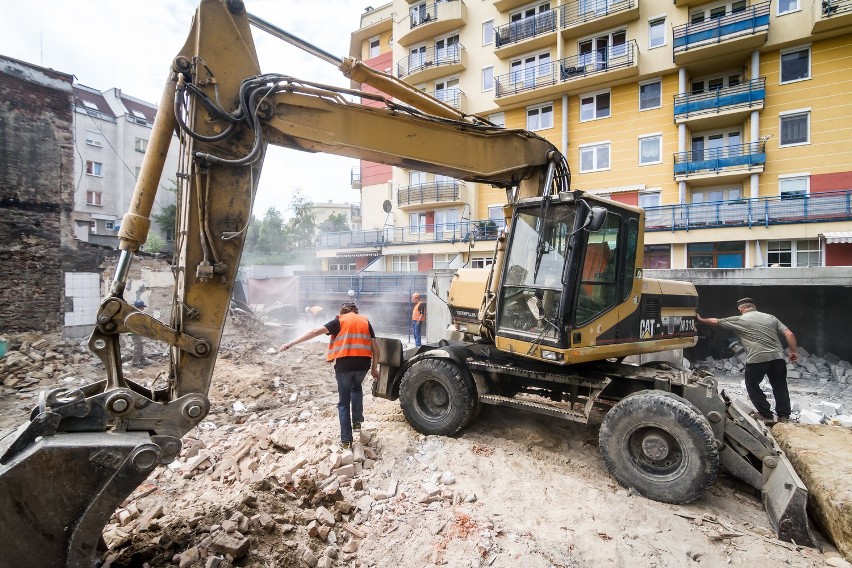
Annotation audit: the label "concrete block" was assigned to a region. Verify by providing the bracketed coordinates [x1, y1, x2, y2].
[210, 532, 250, 559]
[821, 401, 843, 416]
[799, 409, 824, 424]
[828, 415, 852, 428]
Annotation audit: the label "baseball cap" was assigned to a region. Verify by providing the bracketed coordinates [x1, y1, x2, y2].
[340, 301, 357, 309]
[736, 297, 754, 307]
[133, 300, 147, 309]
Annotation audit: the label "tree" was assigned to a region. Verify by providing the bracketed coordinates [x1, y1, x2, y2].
[143, 233, 165, 254]
[320, 212, 350, 232]
[283, 190, 317, 249]
[255, 207, 286, 254]
[152, 179, 179, 237]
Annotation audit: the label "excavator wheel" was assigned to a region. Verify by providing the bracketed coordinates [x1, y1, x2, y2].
[399, 358, 476, 436]
[599, 391, 719, 504]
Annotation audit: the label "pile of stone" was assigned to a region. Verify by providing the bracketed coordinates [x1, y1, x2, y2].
[0, 334, 89, 391]
[698, 346, 852, 384]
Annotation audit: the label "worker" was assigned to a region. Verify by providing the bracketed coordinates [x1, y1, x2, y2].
[697, 297, 799, 423]
[278, 301, 380, 449]
[305, 305, 324, 325]
[411, 292, 426, 348]
[130, 300, 151, 368]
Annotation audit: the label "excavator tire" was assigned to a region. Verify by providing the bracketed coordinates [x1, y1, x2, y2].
[599, 391, 719, 504]
[399, 358, 475, 436]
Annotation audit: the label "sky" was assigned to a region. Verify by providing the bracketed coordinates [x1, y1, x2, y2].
[0, 0, 370, 218]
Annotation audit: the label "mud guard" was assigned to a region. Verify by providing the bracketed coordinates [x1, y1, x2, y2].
[724, 397, 819, 548]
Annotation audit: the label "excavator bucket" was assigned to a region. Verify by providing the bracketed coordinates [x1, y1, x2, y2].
[723, 397, 819, 548]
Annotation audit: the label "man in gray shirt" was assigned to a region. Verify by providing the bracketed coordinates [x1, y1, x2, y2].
[697, 297, 799, 422]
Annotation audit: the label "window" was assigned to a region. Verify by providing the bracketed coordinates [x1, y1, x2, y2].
[435, 34, 460, 63]
[482, 66, 494, 91]
[639, 135, 662, 165]
[89, 221, 96, 233]
[131, 110, 146, 120]
[105, 221, 115, 230]
[577, 212, 623, 324]
[638, 191, 661, 209]
[85, 130, 103, 147]
[369, 37, 380, 58]
[691, 187, 741, 203]
[580, 143, 610, 172]
[644, 245, 670, 269]
[767, 240, 820, 267]
[86, 191, 102, 206]
[488, 204, 504, 221]
[778, 0, 799, 14]
[85, 161, 103, 177]
[166, 228, 175, 242]
[779, 111, 810, 146]
[329, 261, 356, 271]
[639, 80, 661, 110]
[135, 166, 142, 179]
[488, 112, 505, 127]
[780, 47, 810, 83]
[510, 52, 551, 88]
[135, 138, 148, 153]
[580, 91, 610, 121]
[482, 20, 494, 45]
[81, 100, 99, 110]
[409, 212, 427, 234]
[779, 175, 808, 198]
[470, 256, 494, 269]
[687, 241, 745, 268]
[434, 253, 455, 269]
[435, 78, 459, 105]
[649, 18, 666, 48]
[392, 255, 419, 272]
[526, 103, 553, 131]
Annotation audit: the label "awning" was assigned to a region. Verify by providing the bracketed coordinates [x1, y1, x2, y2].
[821, 232, 852, 244]
[335, 249, 381, 258]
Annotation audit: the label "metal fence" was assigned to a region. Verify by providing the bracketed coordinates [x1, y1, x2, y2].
[494, 8, 557, 48]
[674, 78, 765, 120]
[317, 218, 506, 248]
[673, 1, 770, 53]
[674, 141, 766, 176]
[299, 272, 427, 296]
[560, 0, 637, 29]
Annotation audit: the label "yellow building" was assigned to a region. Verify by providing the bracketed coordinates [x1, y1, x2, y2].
[318, 0, 852, 272]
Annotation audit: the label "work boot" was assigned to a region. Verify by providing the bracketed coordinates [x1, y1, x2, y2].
[339, 441, 351, 450]
[352, 422, 362, 432]
[776, 416, 791, 423]
[749, 411, 774, 422]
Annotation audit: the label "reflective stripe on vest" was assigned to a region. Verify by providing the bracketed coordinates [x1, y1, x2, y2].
[326, 312, 373, 361]
[412, 302, 425, 322]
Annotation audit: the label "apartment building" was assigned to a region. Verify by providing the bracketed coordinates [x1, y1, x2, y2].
[319, 0, 852, 272]
[72, 85, 179, 251]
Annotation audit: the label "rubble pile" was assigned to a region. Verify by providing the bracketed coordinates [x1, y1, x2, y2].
[0, 334, 93, 392]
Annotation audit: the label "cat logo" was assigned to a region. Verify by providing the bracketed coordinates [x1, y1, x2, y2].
[639, 318, 656, 339]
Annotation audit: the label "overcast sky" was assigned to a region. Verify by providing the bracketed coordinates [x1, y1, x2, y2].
[0, 0, 371, 218]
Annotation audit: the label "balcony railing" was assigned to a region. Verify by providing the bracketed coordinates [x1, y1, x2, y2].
[426, 87, 467, 110]
[317, 219, 506, 248]
[560, 0, 637, 28]
[398, 181, 462, 207]
[674, 78, 765, 120]
[673, 1, 770, 53]
[644, 190, 852, 232]
[674, 141, 766, 176]
[409, 0, 460, 28]
[821, 0, 852, 16]
[300, 272, 427, 297]
[494, 8, 557, 48]
[494, 40, 636, 98]
[398, 44, 465, 78]
[350, 167, 361, 188]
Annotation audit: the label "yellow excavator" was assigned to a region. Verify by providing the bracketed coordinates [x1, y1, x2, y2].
[0, 1, 817, 565]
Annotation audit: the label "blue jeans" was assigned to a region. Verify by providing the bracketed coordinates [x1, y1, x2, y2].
[412, 320, 422, 347]
[335, 369, 366, 443]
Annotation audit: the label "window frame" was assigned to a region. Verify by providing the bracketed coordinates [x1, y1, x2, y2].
[488, 112, 505, 127]
[777, 0, 800, 15]
[391, 254, 419, 272]
[526, 102, 554, 131]
[579, 89, 611, 122]
[779, 109, 810, 147]
[778, 174, 809, 198]
[638, 78, 662, 111]
[482, 66, 494, 92]
[135, 138, 148, 153]
[638, 134, 663, 166]
[482, 20, 494, 46]
[767, 239, 821, 267]
[687, 241, 746, 268]
[579, 141, 611, 173]
[648, 17, 666, 49]
[780, 45, 811, 84]
[85, 130, 103, 147]
[86, 190, 102, 206]
[368, 36, 380, 58]
[85, 160, 103, 177]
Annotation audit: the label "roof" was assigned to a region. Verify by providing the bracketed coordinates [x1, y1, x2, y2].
[72, 86, 115, 118]
[821, 232, 852, 244]
[120, 96, 157, 124]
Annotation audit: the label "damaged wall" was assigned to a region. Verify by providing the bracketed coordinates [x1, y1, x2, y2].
[0, 56, 75, 332]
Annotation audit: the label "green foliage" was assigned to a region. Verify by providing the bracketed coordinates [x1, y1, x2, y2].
[144, 233, 165, 254]
[283, 190, 317, 249]
[152, 179, 179, 236]
[255, 207, 286, 254]
[320, 212, 351, 232]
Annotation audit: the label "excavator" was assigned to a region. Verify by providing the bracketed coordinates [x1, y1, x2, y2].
[0, 1, 818, 566]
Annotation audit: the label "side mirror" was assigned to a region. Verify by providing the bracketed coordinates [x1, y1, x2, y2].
[585, 206, 607, 232]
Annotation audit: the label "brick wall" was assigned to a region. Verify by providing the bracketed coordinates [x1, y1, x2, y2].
[0, 56, 75, 332]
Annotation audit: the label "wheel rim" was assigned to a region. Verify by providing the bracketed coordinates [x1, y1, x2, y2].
[625, 424, 687, 481]
[414, 379, 450, 422]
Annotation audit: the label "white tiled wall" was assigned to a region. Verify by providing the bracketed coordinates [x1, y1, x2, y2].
[64, 272, 101, 327]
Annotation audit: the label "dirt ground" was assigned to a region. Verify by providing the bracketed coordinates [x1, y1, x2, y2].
[1, 321, 851, 568]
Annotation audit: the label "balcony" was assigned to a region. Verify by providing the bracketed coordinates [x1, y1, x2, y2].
[397, 181, 464, 209]
[494, 0, 535, 12]
[426, 88, 468, 113]
[644, 190, 852, 232]
[674, 78, 765, 128]
[672, 1, 770, 66]
[494, 8, 557, 59]
[397, 44, 467, 83]
[674, 141, 765, 182]
[560, 0, 639, 39]
[495, 41, 637, 104]
[673, 0, 717, 6]
[398, 0, 467, 47]
[812, 0, 852, 33]
[351, 167, 361, 190]
[316, 218, 506, 249]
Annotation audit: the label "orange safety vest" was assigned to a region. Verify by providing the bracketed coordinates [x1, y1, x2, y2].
[326, 312, 373, 361]
[412, 301, 425, 322]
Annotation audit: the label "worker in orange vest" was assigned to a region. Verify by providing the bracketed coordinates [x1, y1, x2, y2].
[411, 292, 426, 348]
[279, 301, 380, 449]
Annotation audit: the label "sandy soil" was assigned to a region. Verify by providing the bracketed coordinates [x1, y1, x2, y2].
[1, 322, 849, 568]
